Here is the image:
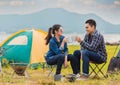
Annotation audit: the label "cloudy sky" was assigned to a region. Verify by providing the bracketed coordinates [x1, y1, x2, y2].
[0, 0, 120, 24]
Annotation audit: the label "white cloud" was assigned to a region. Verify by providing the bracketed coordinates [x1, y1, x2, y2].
[114, 0, 120, 5]
[10, 1, 24, 6]
[82, 0, 96, 6]
[97, 4, 117, 9]
[30, 1, 35, 5]
[57, 0, 70, 3]
[0, 1, 8, 6]
[0, 0, 35, 7]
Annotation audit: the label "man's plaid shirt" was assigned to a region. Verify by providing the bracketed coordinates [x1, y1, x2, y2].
[80, 30, 107, 58]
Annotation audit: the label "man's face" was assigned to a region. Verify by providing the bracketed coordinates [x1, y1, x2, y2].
[85, 23, 95, 34]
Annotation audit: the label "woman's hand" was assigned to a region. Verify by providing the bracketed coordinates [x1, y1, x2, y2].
[60, 37, 67, 49]
[63, 37, 67, 43]
[64, 56, 68, 68]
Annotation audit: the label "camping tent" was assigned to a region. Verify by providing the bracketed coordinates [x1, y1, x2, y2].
[0, 29, 48, 64]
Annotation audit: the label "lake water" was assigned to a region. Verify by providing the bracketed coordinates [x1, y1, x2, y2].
[0, 33, 120, 44]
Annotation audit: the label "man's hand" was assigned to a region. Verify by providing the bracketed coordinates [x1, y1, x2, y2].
[75, 36, 82, 43]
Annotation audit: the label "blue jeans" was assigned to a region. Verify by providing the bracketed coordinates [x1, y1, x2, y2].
[46, 54, 79, 74]
[74, 50, 105, 75]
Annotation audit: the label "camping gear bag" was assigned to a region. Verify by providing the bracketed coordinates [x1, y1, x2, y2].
[107, 44, 120, 73]
[107, 57, 120, 73]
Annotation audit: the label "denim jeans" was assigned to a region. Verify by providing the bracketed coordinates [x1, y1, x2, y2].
[73, 50, 81, 73]
[46, 54, 79, 74]
[74, 50, 105, 75]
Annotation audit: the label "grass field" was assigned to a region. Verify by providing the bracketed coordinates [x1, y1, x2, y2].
[0, 45, 120, 85]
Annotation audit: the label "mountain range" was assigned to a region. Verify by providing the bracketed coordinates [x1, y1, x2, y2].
[0, 8, 120, 34]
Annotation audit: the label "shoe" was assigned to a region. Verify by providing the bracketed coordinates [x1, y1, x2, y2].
[54, 74, 65, 81]
[78, 74, 88, 80]
[75, 73, 81, 78]
[66, 74, 76, 82]
[68, 73, 80, 77]
[67, 73, 81, 80]
[75, 73, 81, 80]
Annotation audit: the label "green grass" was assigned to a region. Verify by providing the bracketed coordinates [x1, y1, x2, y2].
[0, 45, 120, 85]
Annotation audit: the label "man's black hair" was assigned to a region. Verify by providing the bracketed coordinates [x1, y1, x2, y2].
[85, 19, 96, 29]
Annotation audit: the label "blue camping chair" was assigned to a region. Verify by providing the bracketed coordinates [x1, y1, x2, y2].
[43, 54, 56, 77]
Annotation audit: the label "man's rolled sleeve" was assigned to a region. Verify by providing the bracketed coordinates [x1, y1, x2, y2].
[80, 35, 100, 51]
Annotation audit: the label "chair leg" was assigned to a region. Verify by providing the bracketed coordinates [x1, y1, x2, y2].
[11, 71, 15, 78]
[89, 63, 107, 78]
[42, 63, 46, 72]
[95, 63, 107, 78]
[48, 66, 54, 77]
[0, 60, 4, 77]
[25, 70, 30, 78]
[89, 64, 99, 77]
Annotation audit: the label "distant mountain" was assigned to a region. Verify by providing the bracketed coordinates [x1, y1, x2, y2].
[0, 8, 120, 34]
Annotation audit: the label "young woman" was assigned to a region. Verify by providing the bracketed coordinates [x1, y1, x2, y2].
[45, 24, 80, 81]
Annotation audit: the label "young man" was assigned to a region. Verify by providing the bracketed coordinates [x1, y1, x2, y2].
[74, 19, 107, 79]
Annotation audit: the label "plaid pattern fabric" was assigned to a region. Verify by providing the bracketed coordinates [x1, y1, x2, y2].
[81, 30, 107, 57]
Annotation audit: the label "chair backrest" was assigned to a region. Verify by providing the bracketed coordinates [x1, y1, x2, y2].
[116, 50, 120, 58]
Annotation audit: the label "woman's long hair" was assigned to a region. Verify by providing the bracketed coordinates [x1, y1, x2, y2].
[45, 24, 61, 45]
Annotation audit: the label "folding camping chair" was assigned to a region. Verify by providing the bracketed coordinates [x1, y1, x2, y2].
[116, 50, 120, 58]
[0, 56, 3, 76]
[0, 48, 2, 73]
[89, 60, 107, 78]
[44, 63, 56, 77]
[43, 55, 56, 77]
[0, 47, 4, 76]
[10, 63, 30, 78]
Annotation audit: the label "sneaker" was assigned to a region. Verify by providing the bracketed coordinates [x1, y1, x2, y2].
[75, 73, 81, 80]
[68, 73, 80, 77]
[68, 74, 76, 77]
[65, 74, 76, 82]
[67, 73, 81, 80]
[75, 73, 81, 78]
[78, 74, 88, 80]
[54, 74, 65, 81]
